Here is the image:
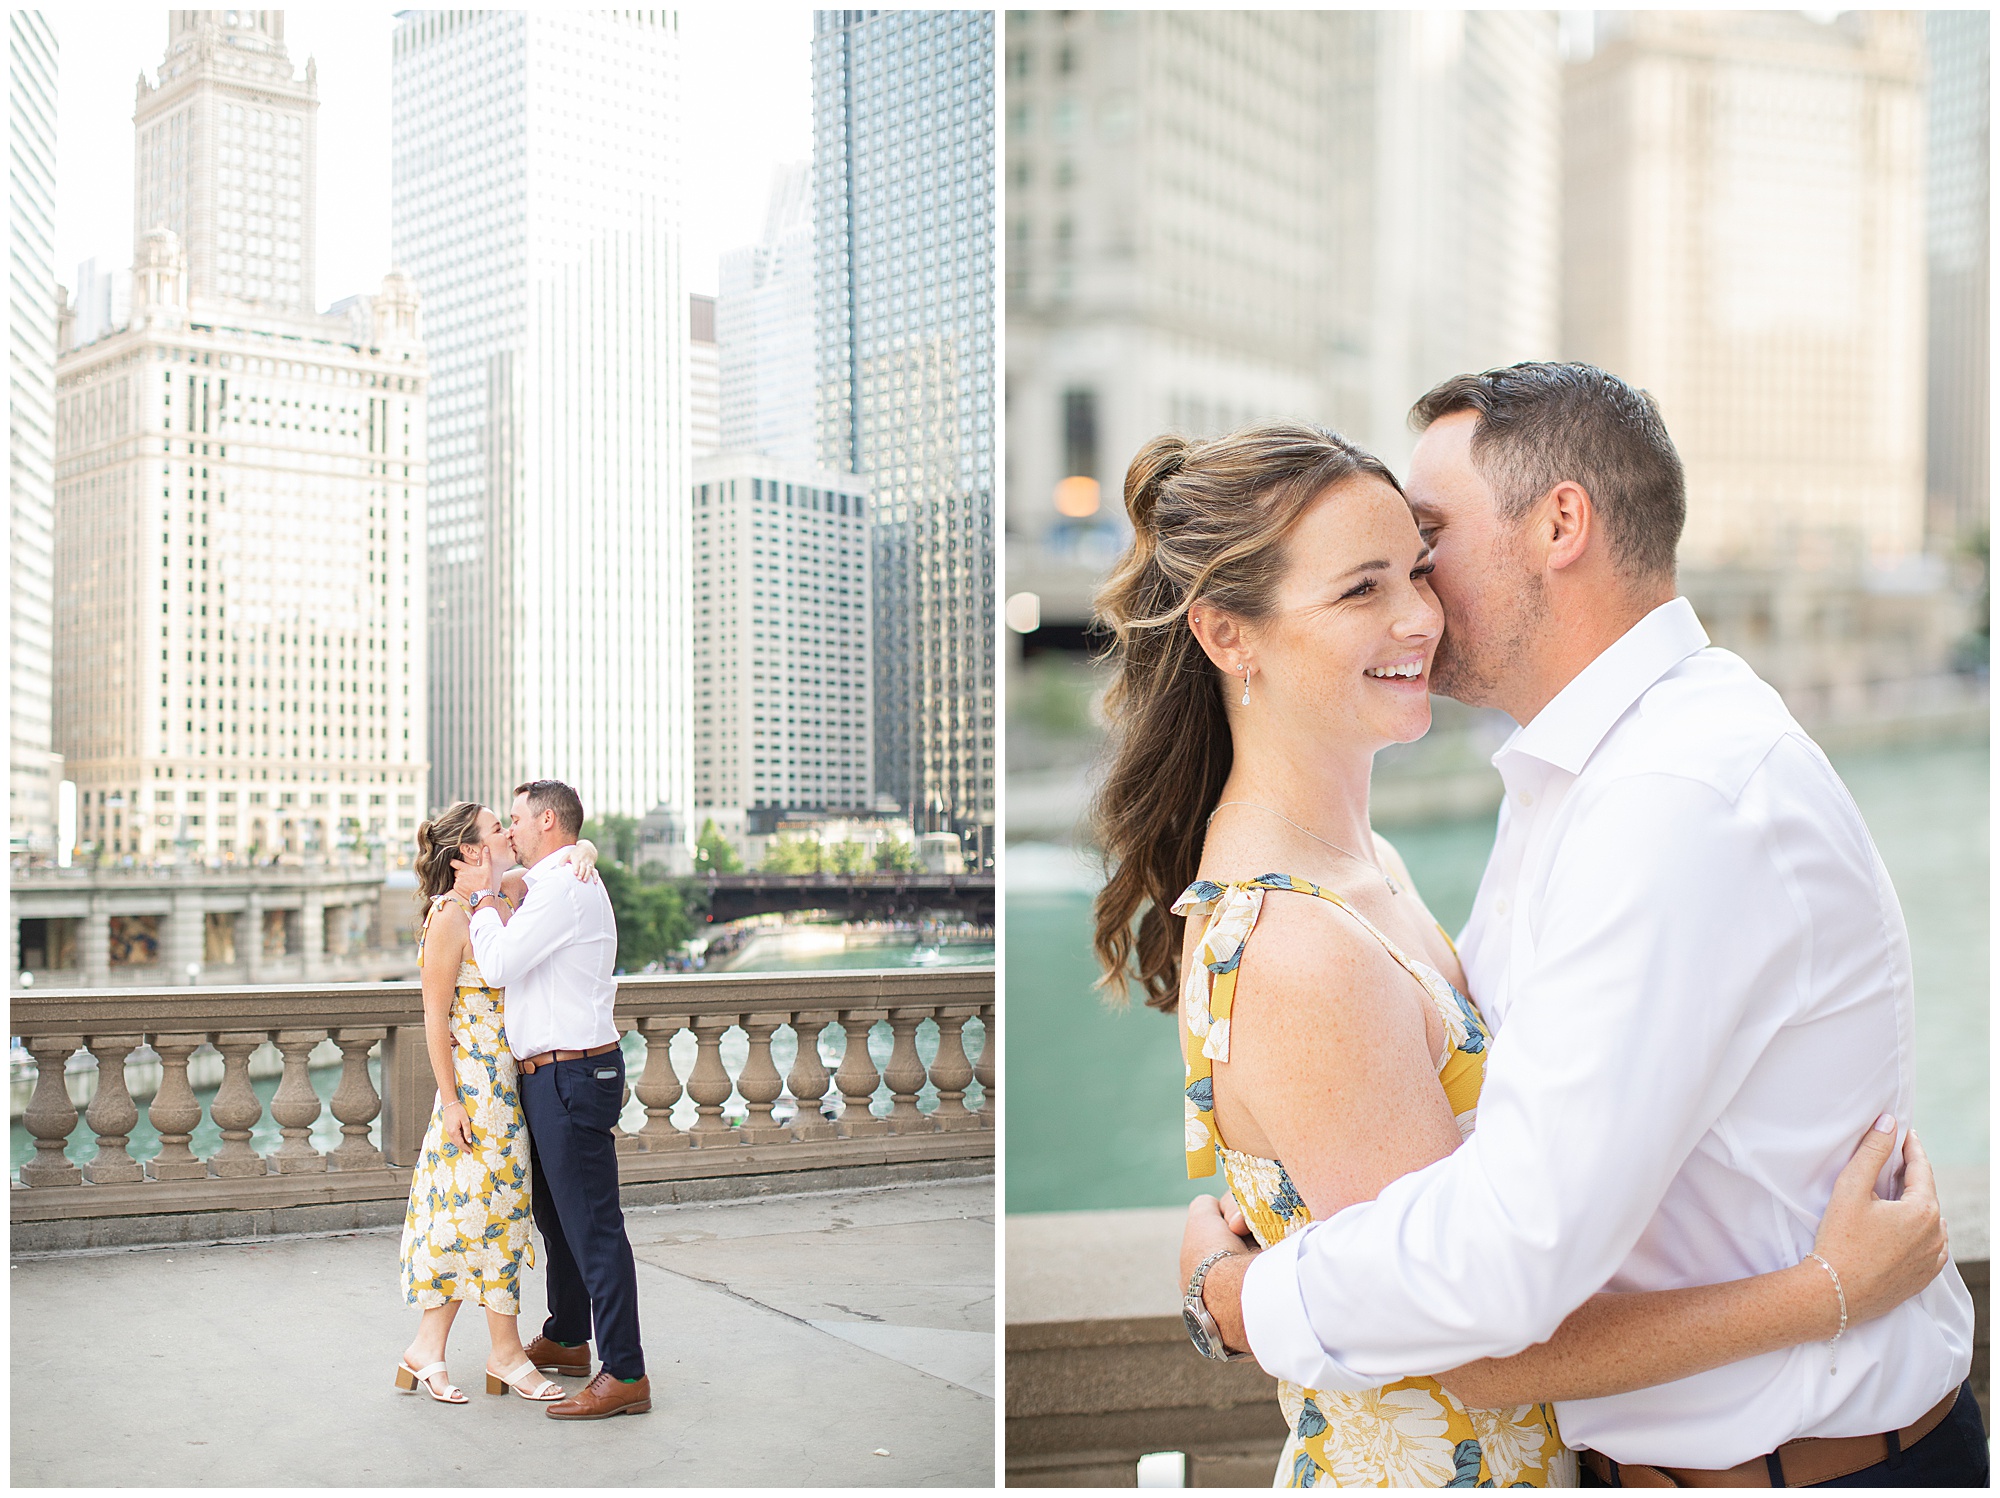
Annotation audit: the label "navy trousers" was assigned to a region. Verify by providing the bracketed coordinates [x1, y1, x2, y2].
[1579, 1380, 1987, 1487]
[520, 1051, 645, 1379]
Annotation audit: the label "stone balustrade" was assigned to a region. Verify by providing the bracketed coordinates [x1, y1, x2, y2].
[12, 967, 993, 1251]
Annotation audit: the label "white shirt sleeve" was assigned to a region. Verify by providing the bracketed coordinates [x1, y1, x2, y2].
[467, 877, 576, 990]
[1243, 770, 1807, 1390]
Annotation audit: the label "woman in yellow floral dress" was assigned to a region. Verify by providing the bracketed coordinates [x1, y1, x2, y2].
[1089, 426, 1945, 1486]
[1176, 870, 1572, 1486]
[394, 801, 595, 1405]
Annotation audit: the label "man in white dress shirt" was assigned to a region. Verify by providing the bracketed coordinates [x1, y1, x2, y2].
[1179, 364, 1981, 1485]
[469, 778, 650, 1421]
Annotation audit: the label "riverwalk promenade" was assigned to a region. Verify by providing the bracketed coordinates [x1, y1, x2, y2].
[13, 1178, 995, 1487]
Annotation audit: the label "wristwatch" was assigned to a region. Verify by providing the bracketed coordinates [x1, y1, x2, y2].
[1184, 1248, 1252, 1362]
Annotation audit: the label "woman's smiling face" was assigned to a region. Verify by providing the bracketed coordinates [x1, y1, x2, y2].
[1235, 476, 1444, 750]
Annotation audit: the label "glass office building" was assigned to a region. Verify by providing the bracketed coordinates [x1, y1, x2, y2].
[814, 9, 995, 860]
[392, 11, 691, 834]
[10, 11, 59, 857]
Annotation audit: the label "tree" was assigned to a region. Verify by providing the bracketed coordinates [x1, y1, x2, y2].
[873, 835, 919, 872]
[762, 834, 823, 874]
[826, 838, 870, 874]
[581, 814, 641, 867]
[597, 860, 695, 972]
[694, 817, 742, 873]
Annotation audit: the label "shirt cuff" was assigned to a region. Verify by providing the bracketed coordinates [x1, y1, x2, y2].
[1242, 1226, 1376, 1392]
[467, 903, 503, 938]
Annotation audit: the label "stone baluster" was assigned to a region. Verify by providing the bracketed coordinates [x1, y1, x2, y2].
[146, 1034, 210, 1180]
[81, 1034, 146, 1183]
[882, 1009, 933, 1132]
[633, 1016, 686, 1151]
[329, 1026, 386, 1169]
[786, 1012, 838, 1143]
[19, 1034, 85, 1186]
[737, 1019, 788, 1144]
[928, 1009, 979, 1131]
[206, 1032, 269, 1177]
[685, 1014, 736, 1146]
[834, 1010, 889, 1138]
[269, 1029, 330, 1173]
[974, 1001, 995, 1129]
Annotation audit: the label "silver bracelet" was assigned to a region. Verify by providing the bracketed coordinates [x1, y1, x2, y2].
[1806, 1251, 1848, 1375]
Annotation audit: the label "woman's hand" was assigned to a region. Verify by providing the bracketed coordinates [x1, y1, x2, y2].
[450, 842, 494, 900]
[1810, 1116, 1947, 1326]
[556, 839, 601, 883]
[442, 1099, 475, 1152]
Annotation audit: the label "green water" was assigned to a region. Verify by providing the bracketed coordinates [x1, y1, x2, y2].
[728, 941, 995, 973]
[1006, 738, 1988, 1213]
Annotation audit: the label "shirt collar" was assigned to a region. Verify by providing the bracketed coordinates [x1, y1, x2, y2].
[523, 846, 574, 885]
[1496, 596, 1709, 777]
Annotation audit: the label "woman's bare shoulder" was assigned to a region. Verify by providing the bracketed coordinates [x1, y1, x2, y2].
[426, 898, 471, 939]
[1233, 887, 1407, 1022]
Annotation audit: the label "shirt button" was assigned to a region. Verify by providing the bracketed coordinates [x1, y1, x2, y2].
[1517, 790, 1534, 807]
[1494, 897, 1511, 918]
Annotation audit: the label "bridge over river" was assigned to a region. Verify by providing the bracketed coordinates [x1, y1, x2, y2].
[699, 871, 994, 926]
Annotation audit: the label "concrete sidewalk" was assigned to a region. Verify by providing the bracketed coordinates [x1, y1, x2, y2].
[11, 1178, 995, 1487]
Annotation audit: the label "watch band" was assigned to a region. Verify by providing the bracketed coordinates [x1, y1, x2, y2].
[1188, 1248, 1241, 1298]
[1185, 1248, 1252, 1361]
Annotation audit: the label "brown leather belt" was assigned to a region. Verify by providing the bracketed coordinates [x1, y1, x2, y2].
[1580, 1387, 1959, 1487]
[517, 1042, 619, 1075]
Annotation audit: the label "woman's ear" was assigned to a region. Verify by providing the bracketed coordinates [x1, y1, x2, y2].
[1187, 606, 1249, 674]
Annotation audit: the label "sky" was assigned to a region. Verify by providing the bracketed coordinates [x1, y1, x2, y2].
[49, 6, 814, 308]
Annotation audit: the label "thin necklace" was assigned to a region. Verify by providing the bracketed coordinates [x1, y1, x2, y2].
[1206, 800, 1402, 895]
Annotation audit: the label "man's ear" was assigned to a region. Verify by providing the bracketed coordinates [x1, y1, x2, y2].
[1544, 480, 1595, 573]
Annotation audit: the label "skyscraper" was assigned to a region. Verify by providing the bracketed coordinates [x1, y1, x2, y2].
[1925, 11, 1989, 554]
[52, 13, 429, 864]
[1565, 12, 1928, 572]
[1563, 12, 1957, 712]
[690, 454, 872, 826]
[133, 10, 319, 313]
[393, 11, 690, 831]
[1003, 11, 1560, 639]
[10, 11, 59, 859]
[689, 293, 720, 459]
[815, 9, 995, 856]
[718, 162, 815, 465]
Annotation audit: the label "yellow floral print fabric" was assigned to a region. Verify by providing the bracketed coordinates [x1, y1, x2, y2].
[1175, 874, 1577, 1489]
[400, 896, 535, 1313]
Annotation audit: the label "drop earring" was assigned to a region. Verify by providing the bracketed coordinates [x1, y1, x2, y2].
[1240, 666, 1251, 706]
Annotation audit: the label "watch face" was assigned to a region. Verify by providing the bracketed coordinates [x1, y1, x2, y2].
[1182, 1304, 1211, 1357]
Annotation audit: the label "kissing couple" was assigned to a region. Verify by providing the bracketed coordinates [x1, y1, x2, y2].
[391, 778, 652, 1422]
[1088, 363, 1980, 1486]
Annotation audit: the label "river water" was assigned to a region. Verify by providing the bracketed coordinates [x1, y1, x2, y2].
[1006, 737, 1987, 1213]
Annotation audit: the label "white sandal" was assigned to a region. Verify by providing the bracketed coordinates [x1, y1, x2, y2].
[395, 1358, 469, 1403]
[486, 1361, 566, 1401]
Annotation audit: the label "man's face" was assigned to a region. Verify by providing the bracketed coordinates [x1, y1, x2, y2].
[1404, 411, 1548, 715]
[508, 792, 551, 866]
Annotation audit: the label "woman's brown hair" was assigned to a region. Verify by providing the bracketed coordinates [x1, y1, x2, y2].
[413, 801, 486, 904]
[1090, 422, 1403, 1011]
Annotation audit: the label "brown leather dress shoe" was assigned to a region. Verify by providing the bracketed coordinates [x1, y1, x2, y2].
[524, 1335, 591, 1379]
[547, 1371, 652, 1421]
